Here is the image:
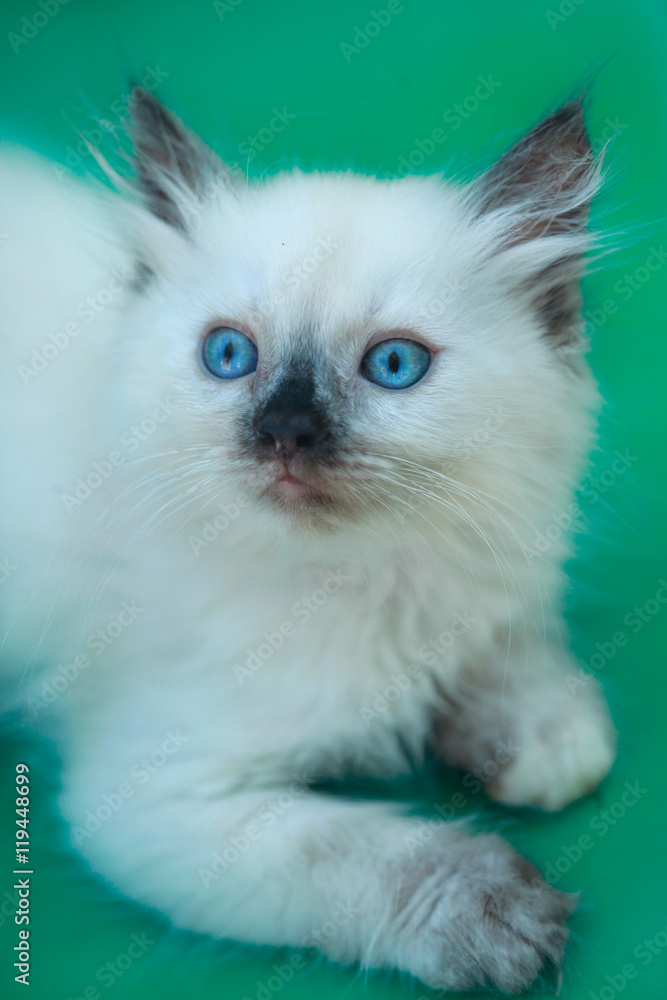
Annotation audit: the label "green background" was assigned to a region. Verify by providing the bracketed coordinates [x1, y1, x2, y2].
[1, 0, 666, 997]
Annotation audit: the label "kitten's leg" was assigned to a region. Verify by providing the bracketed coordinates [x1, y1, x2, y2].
[433, 638, 616, 811]
[61, 759, 573, 993]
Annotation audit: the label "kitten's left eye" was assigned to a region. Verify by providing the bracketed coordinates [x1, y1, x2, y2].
[361, 338, 432, 389]
[202, 327, 258, 379]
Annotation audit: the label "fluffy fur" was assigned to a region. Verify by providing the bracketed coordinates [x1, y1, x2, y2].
[0, 93, 616, 992]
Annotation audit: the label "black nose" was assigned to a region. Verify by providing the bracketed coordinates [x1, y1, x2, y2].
[255, 411, 326, 458]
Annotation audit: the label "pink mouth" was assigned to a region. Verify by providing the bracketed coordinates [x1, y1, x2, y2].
[272, 473, 317, 502]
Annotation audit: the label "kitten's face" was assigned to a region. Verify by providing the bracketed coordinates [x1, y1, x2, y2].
[118, 96, 599, 536]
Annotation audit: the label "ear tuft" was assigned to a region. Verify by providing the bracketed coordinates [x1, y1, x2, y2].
[473, 98, 600, 246]
[472, 99, 602, 346]
[129, 88, 220, 230]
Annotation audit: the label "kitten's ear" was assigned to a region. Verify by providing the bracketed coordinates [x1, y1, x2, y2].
[473, 98, 598, 244]
[472, 99, 601, 346]
[130, 88, 230, 230]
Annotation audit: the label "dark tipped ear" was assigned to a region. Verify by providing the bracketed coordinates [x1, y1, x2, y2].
[474, 98, 598, 245]
[130, 88, 221, 230]
[473, 100, 601, 345]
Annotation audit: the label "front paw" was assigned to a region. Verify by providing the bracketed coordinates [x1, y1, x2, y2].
[435, 661, 617, 812]
[395, 833, 576, 992]
[486, 695, 616, 811]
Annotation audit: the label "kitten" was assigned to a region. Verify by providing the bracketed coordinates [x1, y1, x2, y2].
[0, 91, 616, 992]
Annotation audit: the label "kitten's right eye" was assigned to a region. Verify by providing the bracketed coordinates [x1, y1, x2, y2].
[202, 327, 258, 380]
[361, 338, 431, 389]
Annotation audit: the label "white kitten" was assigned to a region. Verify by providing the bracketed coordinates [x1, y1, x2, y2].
[0, 92, 616, 992]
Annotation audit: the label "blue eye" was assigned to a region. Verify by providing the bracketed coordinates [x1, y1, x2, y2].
[202, 327, 258, 379]
[361, 338, 431, 389]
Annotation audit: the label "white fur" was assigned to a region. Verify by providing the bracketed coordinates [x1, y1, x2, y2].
[0, 115, 615, 991]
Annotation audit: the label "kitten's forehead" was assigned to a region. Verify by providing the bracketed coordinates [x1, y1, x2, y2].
[200, 172, 471, 338]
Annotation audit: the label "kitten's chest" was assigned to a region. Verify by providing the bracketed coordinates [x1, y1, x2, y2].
[68, 541, 504, 781]
[155, 553, 495, 773]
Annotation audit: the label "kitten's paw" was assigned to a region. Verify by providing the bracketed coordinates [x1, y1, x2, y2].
[435, 659, 616, 812]
[397, 834, 576, 992]
[487, 704, 616, 811]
